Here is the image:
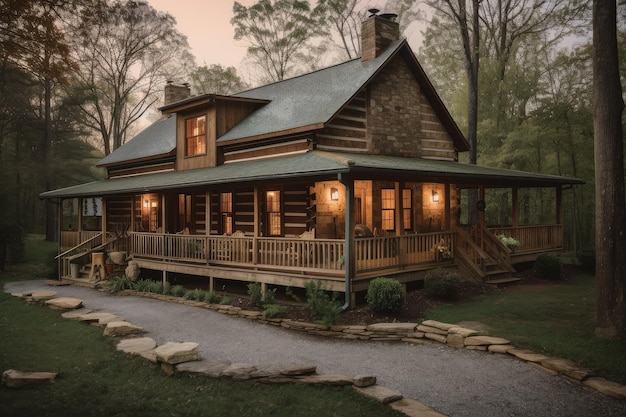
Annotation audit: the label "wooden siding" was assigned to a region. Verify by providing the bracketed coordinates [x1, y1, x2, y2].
[176, 109, 217, 171]
[108, 162, 175, 178]
[222, 138, 309, 163]
[317, 91, 367, 152]
[216, 101, 260, 138]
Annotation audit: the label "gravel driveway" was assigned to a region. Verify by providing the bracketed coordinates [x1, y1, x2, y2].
[5, 280, 626, 417]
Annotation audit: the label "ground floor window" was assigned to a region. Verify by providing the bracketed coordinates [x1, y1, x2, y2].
[381, 189, 395, 231]
[220, 192, 233, 235]
[266, 190, 281, 236]
[403, 189, 412, 230]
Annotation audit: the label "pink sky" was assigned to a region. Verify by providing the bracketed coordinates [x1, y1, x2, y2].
[147, 0, 257, 68]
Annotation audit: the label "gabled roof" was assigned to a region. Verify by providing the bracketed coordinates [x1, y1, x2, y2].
[220, 40, 469, 151]
[41, 150, 582, 199]
[97, 114, 176, 167]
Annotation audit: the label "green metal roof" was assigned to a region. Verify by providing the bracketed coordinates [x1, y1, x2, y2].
[97, 115, 176, 167]
[40, 151, 582, 199]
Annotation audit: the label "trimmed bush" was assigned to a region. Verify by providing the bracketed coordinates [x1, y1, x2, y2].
[263, 304, 287, 319]
[366, 277, 405, 314]
[535, 254, 562, 280]
[247, 282, 263, 307]
[220, 296, 232, 305]
[305, 281, 341, 325]
[424, 269, 461, 300]
[203, 291, 219, 304]
[171, 285, 186, 297]
[105, 275, 133, 293]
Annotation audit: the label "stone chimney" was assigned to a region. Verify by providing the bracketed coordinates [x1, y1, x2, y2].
[164, 81, 191, 105]
[361, 12, 400, 62]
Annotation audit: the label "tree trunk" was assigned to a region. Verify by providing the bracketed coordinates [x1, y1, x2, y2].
[593, 0, 626, 339]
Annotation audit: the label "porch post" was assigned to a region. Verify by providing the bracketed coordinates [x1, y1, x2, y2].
[395, 181, 403, 232]
[444, 183, 451, 230]
[253, 186, 259, 265]
[511, 187, 519, 227]
[479, 186, 486, 248]
[339, 174, 355, 309]
[556, 186, 563, 225]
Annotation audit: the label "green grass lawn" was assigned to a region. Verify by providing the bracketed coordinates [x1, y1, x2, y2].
[0, 237, 403, 417]
[423, 271, 626, 385]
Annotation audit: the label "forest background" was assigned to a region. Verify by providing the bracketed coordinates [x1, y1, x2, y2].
[0, 0, 623, 266]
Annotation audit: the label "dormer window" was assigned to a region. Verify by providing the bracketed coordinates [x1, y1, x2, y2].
[185, 115, 206, 157]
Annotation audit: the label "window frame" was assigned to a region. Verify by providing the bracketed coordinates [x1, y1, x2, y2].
[381, 188, 395, 231]
[185, 115, 207, 157]
[220, 192, 234, 235]
[265, 190, 282, 236]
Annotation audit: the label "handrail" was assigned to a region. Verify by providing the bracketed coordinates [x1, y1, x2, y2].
[483, 230, 515, 272]
[454, 227, 489, 280]
[55, 233, 104, 260]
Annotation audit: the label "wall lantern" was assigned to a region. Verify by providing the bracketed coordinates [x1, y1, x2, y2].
[432, 190, 439, 203]
[330, 187, 339, 201]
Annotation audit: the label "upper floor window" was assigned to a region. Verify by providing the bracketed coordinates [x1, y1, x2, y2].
[185, 115, 206, 157]
[381, 188, 395, 231]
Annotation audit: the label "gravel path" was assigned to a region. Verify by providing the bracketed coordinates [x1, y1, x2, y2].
[5, 280, 626, 417]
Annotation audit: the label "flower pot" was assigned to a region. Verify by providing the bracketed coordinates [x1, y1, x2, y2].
[108, 251, 126, 265]
[105, 263, 115, 274]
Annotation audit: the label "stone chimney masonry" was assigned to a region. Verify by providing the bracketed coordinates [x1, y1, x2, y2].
[164, 81, 191, 105]
[361, 14, 400, 62]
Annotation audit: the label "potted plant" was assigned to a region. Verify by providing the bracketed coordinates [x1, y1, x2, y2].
[105, 255, 115, 274]
[497, 234, 520, 251]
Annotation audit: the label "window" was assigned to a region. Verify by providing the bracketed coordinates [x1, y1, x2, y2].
[178, 194, 192, 231]
[82, 197, 102, 231]
[220, 192, 233, 235]
[185, 115, 206, 156]
[266, 191, 281, 236]
[403, 189, 412, 230]
[381, 189, 395, 231]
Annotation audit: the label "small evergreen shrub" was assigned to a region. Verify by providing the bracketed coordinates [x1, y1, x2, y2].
[263, 287, 277, 305]
[183, 289, 205, 301]
[535, 254, 562, 280]
[424, 269, 461, 300]
[305, 281, 341, 325]
[171, 285, 186, 297]
[147, 280, 163, 294]
[203, 291, 219, 304]
[247, 282, 263, 307]
[162, 282, 171, 295]
[366, 277, 405, 314]
[263, 304, 287, 319]
[220, 296, 232, 305]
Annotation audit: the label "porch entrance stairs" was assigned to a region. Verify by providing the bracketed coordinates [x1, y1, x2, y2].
[455, 227, 520, 285]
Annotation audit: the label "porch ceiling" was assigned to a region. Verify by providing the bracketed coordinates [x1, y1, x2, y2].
[40, 151, 582, 199]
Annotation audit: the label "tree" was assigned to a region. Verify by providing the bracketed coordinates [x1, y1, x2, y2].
[69, 0, 191, 155]
[189, 64, 247, 95]
[231, 0, 328, 83]
[593, 0, 626, 339]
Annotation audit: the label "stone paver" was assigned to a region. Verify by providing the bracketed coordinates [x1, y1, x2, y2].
[2, 369, 57, 388]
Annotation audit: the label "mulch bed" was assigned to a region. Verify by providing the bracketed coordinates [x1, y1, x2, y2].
[231, 264, 576, 326]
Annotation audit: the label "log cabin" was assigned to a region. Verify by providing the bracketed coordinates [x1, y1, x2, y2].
[41, 13, 582, 307]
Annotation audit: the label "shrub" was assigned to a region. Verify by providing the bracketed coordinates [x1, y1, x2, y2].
[263, 287, 277, 305]
[203, 291, 219, 304]
[147, 281, 163, 294]
[171, 285, 186, 297]
[304, 281, 341, 325]
[105, 275, 133, 293]
[247, 282, 263, 307]
[424, 269, 461, 300]
[134, 279, 151, 292]
[263, 304, 287, 319]
[183, 289, 205, 301]
[162, 282, 171, 295]
[220, 296, 232, 305]
[366, 277, 405, 314]
[535, 254, 562, 280]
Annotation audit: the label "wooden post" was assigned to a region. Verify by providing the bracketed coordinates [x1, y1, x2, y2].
[512, 187, 519, 228]
[444, 183, 451, 230]
[253, 186, 259, 265]
[479, 186, 486, 248]
[556, 186, 563, 225]
[341, 175, 355, 309]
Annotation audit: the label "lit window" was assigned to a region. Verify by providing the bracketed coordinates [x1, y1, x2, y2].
[185, 115, 206, 156]
[381, 189, 395, 231]
[266, 191, 281, 236]
[403, 189, 412, 230]
[220, 192, 233, 235]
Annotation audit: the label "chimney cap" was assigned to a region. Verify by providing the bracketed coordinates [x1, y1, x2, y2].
[380, 13, 398, 22]
[368, 8, 380, 16]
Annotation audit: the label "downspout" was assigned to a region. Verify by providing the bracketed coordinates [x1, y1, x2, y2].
[339, 173, 355, 311]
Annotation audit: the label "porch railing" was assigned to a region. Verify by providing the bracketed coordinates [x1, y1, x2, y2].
[129, 231, 455, 276]
[488, 225, 563, 253]
[60, 230, 102, 249]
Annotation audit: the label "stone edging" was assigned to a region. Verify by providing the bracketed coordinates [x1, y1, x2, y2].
[6, 289, 446, 417]
[123, 289, 626, 401]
